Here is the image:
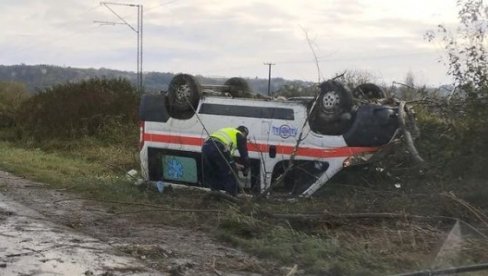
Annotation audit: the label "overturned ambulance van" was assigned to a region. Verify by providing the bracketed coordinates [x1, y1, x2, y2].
[139, 74, 413, 197]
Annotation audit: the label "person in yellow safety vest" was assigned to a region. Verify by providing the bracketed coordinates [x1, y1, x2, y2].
[201, 126, 249, 196]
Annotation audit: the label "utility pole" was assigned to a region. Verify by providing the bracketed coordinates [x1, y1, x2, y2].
[264, 62, 275, 96]
[95, 2, 143, 94]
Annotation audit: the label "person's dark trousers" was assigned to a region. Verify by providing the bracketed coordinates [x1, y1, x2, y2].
[201, 139, 238, 196]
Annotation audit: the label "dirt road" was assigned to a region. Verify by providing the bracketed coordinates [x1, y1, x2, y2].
[0, 170, 282, 276]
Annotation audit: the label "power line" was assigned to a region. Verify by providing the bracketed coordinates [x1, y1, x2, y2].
[144, 0, 180, 14]
[95, 2, 144, 94]
[275, 50, 442, 65]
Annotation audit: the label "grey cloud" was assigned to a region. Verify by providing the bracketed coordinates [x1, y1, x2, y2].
[0, 0, 456, 85]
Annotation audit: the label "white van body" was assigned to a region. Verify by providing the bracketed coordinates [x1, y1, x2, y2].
[139, 78, 400, 197]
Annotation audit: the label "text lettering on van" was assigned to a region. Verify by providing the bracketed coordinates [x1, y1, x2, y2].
[272, 124, 298, 139]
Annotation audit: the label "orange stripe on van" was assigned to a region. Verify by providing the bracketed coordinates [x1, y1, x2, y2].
[143, 133, 378, 158]
[143, 133, 203, 146]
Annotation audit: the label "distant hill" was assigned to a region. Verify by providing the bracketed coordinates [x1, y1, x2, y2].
[0, 65, 133, 93]
[0, 64, 310, 95]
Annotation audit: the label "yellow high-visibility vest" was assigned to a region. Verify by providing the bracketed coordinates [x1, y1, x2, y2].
[210, 128, 243, 155]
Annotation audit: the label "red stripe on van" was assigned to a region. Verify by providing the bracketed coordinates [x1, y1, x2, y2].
[143, 133, 203, 146]
[247, 143, 378, 158]
[143, 133, 378, 158]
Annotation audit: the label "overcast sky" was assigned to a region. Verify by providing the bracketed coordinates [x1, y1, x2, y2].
[1, 0, 459, 86]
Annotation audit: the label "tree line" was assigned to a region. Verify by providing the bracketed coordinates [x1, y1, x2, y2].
[0, 64, 307, 95]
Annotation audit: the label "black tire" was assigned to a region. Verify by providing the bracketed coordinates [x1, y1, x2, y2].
[317, 80, 353, 116]
[308, 80, 353, 135]
[167, 74, 201, 118]
[352, 83, 386, 100]
[224, 77, 251, 97]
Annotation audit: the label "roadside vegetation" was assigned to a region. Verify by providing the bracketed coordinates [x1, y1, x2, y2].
[1, 1, 488, 275]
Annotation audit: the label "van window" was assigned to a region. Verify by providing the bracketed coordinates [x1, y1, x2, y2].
[199, 103, 294, 120]
[148, 148, 202, 185]
[162, 155, 198, 183]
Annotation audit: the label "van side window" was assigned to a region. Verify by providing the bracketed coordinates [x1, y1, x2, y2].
[199, 103, 294, 120]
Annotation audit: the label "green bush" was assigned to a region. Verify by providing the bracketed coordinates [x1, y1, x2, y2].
[0, 81, 30, 128]
[16, 78, 139, 143]
[415, 88, 488, 179]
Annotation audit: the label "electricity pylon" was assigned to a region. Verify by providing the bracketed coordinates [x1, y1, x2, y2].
[95, 2, 143, 94]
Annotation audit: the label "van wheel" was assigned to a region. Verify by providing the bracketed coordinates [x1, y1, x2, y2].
[224, 77, 252, 98]
[317, 80, 353, 116]
[309, 81, 353, 135]
[352, 83, 386, 100]
[167, 74, 201, 117]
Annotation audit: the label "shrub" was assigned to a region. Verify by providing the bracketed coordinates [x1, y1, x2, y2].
[0, 81, 30, 128]
[16, 78, 139, 142]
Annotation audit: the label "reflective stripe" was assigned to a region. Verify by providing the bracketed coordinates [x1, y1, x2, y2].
[210, 128, 242, 155]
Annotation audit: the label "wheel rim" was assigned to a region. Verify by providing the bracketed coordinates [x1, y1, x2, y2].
[321, 91, 340, 113]
[175, 83, 191, 104]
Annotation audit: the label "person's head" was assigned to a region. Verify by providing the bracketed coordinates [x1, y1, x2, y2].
[237, 125, 249, 137]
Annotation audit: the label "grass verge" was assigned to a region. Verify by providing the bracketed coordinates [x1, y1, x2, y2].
[1, 141, 488, 275]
